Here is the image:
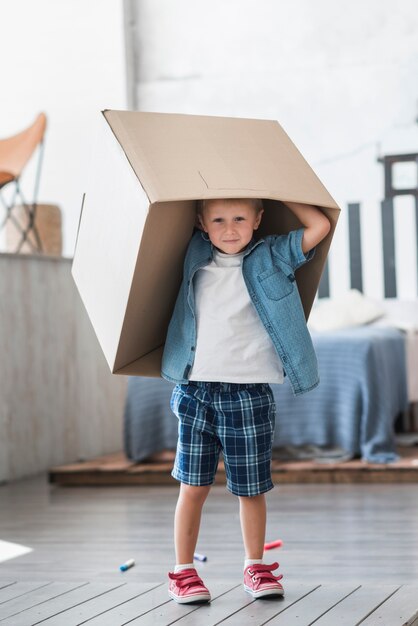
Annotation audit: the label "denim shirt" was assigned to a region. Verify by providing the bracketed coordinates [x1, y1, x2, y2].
[161, 228, 319, 396]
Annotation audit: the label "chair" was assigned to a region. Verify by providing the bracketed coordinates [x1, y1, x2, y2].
[0, 113, 47, 252]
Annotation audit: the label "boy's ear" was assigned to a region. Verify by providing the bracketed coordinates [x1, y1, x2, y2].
[195, 213, 205, 231]
[254, 209, 264, 230]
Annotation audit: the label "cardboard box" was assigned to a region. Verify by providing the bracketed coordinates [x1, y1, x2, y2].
[72, 110, 340, 377]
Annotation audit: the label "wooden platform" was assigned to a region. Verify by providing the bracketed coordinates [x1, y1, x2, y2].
[48, 446, 418, 486]
[0, 579, 417, 625]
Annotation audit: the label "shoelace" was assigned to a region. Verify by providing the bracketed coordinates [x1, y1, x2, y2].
[248, 562, 283, 587]
[168, 569, 206, 590]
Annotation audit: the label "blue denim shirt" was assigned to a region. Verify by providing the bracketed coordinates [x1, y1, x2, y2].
[161, 228, 319, 396]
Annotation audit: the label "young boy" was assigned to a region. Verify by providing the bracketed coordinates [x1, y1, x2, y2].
[161, 197, 330, 603]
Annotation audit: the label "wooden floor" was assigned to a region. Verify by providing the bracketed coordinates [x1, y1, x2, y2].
[0, 578, 417, 625]
[1, 476, 418, 624]
[48, 445, 418, 486]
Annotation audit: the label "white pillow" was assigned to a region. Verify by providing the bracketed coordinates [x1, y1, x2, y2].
[374, 299, 418, 332]
[308, 289, 385, 331]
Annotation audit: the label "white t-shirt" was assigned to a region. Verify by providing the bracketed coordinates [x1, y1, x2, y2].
[188, 248, 284, 384]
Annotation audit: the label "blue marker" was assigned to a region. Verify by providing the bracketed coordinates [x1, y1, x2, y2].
[193, 552, 207, 562]
[119, 558, 135, 572]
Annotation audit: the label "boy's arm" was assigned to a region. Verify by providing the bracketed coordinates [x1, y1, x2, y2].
[282, 201, 331, 254]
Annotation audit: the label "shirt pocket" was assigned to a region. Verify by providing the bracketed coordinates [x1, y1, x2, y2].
[257, 267, 295, 301]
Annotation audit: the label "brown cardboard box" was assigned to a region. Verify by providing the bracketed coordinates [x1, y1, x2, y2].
[72, 110, 340, 377]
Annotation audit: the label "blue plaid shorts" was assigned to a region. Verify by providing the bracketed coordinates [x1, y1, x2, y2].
[170, 381, 276, 496]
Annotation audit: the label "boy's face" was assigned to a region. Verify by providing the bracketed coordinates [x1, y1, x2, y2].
[198, 200, 263, 254]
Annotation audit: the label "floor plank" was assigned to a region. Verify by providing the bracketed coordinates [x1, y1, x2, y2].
[168, 585, 251, 626]
[6, 582, 125, 626]
[38, 582, 157, 626]
[359, 585, 418, 625]
[0, 581, 52, 605]
[0, 581, 87, 622]
[81, 583, 169, 625]
[312, 584, 400, 625]
[205, 583, 319, 625]
[122, 583, 238, 625]
[253, 584, 360, 625]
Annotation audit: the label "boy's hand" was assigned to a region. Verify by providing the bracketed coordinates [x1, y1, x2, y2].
[282, 201, 331, 254]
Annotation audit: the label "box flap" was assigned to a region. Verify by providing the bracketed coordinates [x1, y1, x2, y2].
[72, 114, 151, 370]
[103, 110, 340, 209]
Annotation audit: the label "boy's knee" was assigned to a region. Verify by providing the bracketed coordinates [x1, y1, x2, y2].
[180, 483, 211, 504]
[238, 493, 265, 502]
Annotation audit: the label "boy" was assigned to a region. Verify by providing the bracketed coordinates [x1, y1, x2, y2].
[162, 197, 330, 603]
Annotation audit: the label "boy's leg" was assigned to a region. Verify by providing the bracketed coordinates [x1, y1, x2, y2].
[238, 493, 266, 560]
[174, 483, 211, 564]
[217, 383, 284, 597]
[239, 492, 284, 598]
[170, 383, 218, 565]
[168, 382, 218, 603]
[169, 483, 212, 604]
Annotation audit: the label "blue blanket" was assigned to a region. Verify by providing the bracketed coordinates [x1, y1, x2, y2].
[124, 326, 408, 464]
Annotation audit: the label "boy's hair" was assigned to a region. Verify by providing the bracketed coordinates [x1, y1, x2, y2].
[196, 197, 263, 215]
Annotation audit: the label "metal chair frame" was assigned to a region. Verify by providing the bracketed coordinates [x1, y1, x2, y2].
[0, 114, 47, 253]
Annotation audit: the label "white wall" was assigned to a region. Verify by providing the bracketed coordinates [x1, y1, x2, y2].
[1, 0, 417, 297]
[0, 255, 127, 483]
[0, 0, 127, 257]
[133, 0, 418, 299]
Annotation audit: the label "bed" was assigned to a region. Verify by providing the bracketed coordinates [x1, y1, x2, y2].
[123, 299, 415, 464]
[122, 158, 418, 465]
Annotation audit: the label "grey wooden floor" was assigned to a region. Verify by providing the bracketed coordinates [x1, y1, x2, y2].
[0, 579, 418, 625]
[0, 475, 418, 624]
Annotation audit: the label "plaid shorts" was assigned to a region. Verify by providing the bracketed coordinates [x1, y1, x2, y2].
[170, 381, 276, 496]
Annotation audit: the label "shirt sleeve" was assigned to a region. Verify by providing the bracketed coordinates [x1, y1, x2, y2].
[268, 227, 316, 272]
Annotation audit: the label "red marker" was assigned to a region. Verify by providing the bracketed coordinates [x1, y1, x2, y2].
[264, 539, 283, 550]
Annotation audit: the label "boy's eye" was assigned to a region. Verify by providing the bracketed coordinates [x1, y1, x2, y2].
[211, 216, 245, 223]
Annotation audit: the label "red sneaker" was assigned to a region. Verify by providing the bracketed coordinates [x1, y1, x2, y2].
[244, 562, 284, 598]
[168, 568, 211, 604]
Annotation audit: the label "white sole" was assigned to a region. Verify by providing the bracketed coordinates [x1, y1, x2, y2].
[244, 584, 284, 598]
[168, 590, 211, 604]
